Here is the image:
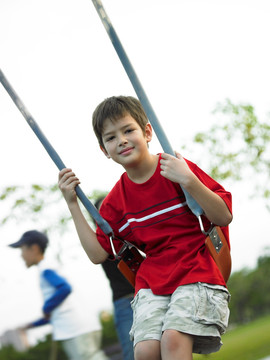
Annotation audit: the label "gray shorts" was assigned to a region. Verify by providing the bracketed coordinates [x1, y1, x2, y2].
[129, 282, 230, 354]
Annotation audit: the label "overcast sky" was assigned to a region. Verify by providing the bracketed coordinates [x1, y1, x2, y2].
[1, 0, 270, 342]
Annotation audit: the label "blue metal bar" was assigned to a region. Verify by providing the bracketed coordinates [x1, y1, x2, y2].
[0, 68, 113, 235]
[91, 0, 203, 217]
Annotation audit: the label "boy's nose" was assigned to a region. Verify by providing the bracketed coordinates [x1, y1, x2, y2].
[118, 135, 128, 146]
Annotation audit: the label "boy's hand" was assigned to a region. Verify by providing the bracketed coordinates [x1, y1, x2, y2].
[43, 312, 51, 321]
[160, 152, 194, 187]
[58, 168, 80, 205]
[18, 323, 32, 331]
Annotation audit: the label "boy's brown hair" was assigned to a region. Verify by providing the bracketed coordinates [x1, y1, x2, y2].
[92, 96, 149, 148]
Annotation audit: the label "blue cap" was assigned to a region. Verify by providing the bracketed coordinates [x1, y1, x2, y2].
[9, 230, 49, 251]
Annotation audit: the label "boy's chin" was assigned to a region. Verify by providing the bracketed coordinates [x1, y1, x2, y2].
[26, 262, 34, 268]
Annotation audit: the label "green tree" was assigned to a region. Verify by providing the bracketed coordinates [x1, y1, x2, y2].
[227, 249, 270, 324]
[0, 334, 68, 360]
[190, 98, 270, 209]
[0, 184, 107, 232]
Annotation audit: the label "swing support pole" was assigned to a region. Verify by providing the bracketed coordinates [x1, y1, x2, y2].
[0, 68, 113, 236]
[91, 0, 203, 217]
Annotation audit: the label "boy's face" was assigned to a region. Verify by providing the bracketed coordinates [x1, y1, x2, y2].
[21, 244, 40, 268]
[101, 114, 152, 169]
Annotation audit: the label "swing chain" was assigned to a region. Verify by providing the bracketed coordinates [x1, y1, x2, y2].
[197, 215, 213, 236]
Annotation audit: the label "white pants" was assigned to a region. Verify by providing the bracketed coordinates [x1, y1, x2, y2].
[61, 330, 109, 360]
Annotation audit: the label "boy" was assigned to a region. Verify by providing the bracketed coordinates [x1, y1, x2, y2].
[58, 96, 232, 360]
[9, 230, 109, 360]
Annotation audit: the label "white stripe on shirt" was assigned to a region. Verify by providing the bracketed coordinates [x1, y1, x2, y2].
[118, 202, 187, 233]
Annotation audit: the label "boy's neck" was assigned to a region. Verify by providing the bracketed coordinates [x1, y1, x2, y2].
[36, 254, 44, 264]
[125, 153, 158, 183]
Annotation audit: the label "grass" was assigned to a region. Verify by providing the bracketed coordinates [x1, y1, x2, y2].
[193, 315, 270, 360]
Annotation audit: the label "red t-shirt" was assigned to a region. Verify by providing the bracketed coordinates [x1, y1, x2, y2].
[96, 155, 232, 296]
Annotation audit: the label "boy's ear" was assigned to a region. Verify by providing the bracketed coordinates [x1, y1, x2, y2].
[31, 243, 41, 254]
[100, 145, 111, 159]
[145, 123, 153, 143]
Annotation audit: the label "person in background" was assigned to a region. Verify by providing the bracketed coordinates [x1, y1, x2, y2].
[9, 230, 109, 360]
[95, 196, 134, 360]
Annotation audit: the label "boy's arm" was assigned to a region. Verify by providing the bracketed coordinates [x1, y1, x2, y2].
[58, 168, 109, 264]
[42, 269, 72, 314]
[160, 153, 232, 226]
[20, 318, 49, 330]
[19, 269, 72, 329]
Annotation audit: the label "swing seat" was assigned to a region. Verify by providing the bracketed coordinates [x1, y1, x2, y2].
[117, 242, 145, 287]
[205, 226, 231, 283]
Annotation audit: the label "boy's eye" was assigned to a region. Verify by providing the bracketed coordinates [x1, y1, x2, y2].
[125, 128, 134, 133]
[106, 136, 115, 142]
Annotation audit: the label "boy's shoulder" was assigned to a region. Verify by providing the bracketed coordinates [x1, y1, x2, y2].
[106, 172, 127, 198]
[99, 172, 129, 219]
[38, 258, 59, 273]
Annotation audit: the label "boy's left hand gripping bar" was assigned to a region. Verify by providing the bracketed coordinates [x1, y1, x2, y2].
[0, 69, 113, 236]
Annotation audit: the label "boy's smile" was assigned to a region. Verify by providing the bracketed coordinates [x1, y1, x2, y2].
[119, 146, 134, 156]
[101, 114, 152, 170]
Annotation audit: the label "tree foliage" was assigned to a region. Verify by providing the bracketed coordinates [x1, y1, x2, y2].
[0, 315, 118, 360]
[0, 184, 107, 233]
[191, 99, 270, 209]
[227, 249, 270, 324]
[0, 334, 68, 360]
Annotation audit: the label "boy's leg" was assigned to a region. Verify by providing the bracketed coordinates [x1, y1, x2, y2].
[76, 330, 109, 360]
[162, 283, 230, 355]
[134, 340, 161, 360]
[161, 330, 193, 360]
[61, 337, 78, 359]
[129, 289, 170, 360]
[62, 330, 109, 360]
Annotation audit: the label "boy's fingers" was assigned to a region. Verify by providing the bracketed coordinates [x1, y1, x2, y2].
[59, 169, 79, 182]
[58, 169, 81, 193]
[58, 168, 72, 180]
[62, 176, 80, 188]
